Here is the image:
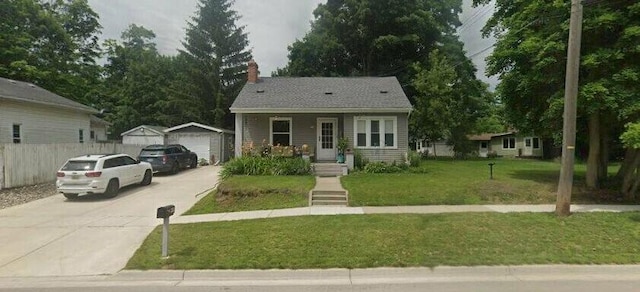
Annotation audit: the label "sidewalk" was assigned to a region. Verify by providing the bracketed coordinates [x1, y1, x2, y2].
[3, 265, 640, 289]
[172, 204, 640, 224]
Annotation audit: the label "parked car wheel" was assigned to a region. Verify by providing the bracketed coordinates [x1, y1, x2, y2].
[140, 170, 152, 186]
[63, 193, 78, 200]
[171, 162, 180, 174]
[104, 179, 119, 198]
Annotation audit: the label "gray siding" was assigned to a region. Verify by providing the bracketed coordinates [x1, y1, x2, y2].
[241, 112, 409, 163]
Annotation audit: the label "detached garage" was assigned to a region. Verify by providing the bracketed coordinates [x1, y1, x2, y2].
[165, 122, 234, 164]
[121, 125, 167, 145]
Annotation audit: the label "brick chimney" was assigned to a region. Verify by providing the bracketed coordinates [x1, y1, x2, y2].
[247, 59, 259, 83]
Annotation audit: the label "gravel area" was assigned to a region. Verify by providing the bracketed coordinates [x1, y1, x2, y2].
[0, 183, 58, 210]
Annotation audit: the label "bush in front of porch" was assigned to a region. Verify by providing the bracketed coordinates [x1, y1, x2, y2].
[221, 156, 312, 178]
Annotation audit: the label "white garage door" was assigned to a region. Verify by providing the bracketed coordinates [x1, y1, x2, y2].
[178, 134, 211, 164]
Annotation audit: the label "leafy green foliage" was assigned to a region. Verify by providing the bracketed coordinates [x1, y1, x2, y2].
[621, 123, 640, 149]
[0, 0, 102, 105]
[363, 161, 408, 174]
[221, 157, 312, 178]
[406, 151, 422, 167]
[475, 0, 640, 145]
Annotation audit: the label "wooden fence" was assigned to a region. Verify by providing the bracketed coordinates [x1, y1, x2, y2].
[0, 143, 143, 190]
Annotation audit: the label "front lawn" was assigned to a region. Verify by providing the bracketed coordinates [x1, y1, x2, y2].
[127, 212, 640, 269]
[343, 159, 622, 206]
[184, 175, 314, 214]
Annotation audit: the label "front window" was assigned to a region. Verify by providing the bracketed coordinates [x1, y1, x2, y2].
[502, 137, 515, 149]
[533, 137, 540, 149]
[270, 117, 291, 146]
[79, 129, 84, 143]
[354, 116, 397, 148]
[12, 124, 21, 144]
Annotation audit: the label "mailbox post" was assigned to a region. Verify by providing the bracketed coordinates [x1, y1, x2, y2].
[488, 163, 495, 180]
[156, 205, 175, 258]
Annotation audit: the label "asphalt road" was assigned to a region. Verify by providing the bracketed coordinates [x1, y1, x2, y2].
[0, 166, 220, 277]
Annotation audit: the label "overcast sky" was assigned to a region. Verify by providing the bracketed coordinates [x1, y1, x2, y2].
[88, 0, 497, 88]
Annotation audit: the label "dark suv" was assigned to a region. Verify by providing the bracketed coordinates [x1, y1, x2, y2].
[138, 144, 198, 174]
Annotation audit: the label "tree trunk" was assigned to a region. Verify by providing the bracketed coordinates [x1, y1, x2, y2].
[617, 148, 636, 179]
[621, 149, 640, 200]
[598, 123, 609, 182]
[586, 113, 600, 188]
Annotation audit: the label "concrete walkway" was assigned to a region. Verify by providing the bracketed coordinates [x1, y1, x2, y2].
[173, 175, 640, 224]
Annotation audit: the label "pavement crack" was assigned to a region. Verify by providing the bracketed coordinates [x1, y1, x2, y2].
[349, 269, 353, 285]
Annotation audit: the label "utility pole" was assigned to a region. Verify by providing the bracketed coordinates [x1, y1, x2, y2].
[556, 0, 584, 216]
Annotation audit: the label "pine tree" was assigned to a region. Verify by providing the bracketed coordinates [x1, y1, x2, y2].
[181, 0, 252, 128]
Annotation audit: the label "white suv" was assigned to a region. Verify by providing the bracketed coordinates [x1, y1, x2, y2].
[56, 154, 153, 199]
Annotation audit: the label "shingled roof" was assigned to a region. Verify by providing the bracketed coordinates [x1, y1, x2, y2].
[230, 77, 412, 114]
[0, 77, 97, 113]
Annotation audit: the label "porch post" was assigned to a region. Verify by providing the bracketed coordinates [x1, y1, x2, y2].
[234, 113, 243, 157]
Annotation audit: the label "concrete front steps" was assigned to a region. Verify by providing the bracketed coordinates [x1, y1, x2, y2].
[309, 190, 348, 206]
[312, 163, 347, 177]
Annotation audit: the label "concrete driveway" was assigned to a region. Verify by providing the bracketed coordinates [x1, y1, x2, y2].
[0, 166, 220, 277]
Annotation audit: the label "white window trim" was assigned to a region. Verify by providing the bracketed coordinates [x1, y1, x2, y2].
[353, 116, 398, 149]
[532, 137, 541, 149]
[502, 137, 516, 150]
[269, 117, 292, 146]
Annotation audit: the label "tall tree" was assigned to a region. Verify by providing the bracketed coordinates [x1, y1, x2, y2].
[279, 0, 493, 154]
[0, 0, 102, 104]
[281, 0, 462, 82]
[476, 0, 640, 194]
[181, 0, 252, 128]
[102, 25, 167, 137]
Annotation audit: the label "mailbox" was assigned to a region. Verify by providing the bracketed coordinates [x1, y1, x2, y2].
[156, 205, 175, 218]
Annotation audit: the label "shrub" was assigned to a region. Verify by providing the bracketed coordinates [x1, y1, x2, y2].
[221, 156, 311, 178]
[353, 149, 369, 170]
[363, 161, 406, 173]
[406, 151, 421, 167]
[198, 158, 209, 166]
[487, 151, 498, 158]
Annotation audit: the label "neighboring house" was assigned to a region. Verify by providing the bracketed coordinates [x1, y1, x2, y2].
[90, 116, 111, 142]
[0, 77, 98, 144]
[165, 122, 235, 164]
[469, 132, 544, 158]
[416, 140, 455, 157]
[230, 60, 413, 163]
[121, 125, 167, 145]
[416, 132, 544, 158]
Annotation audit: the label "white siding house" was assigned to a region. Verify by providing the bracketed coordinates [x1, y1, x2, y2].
[121, 125, 167, 145]
[0, 77, 98, 144]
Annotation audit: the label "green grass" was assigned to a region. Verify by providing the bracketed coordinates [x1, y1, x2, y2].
[127, 212, 640, 269]
[184, 175, 314, 214]
[343, 158, 623, 206]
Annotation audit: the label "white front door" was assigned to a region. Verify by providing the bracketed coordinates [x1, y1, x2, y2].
[316, 118, 337, 161]
[523, 137, 533, 156]
[479, 141, 489, 157]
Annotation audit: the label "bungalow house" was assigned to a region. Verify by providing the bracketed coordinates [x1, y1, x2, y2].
[230, 60, 413, 163]
[469, 131, 544, 158]
[0, 77, 100, 144]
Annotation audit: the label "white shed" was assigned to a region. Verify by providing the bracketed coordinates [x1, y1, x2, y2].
[165, 122, 235, 164]
[121, 125, 167, 146]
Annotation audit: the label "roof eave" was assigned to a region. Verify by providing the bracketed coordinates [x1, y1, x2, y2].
[0, 95, 98, 114]
[230, 107, 413, 114]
